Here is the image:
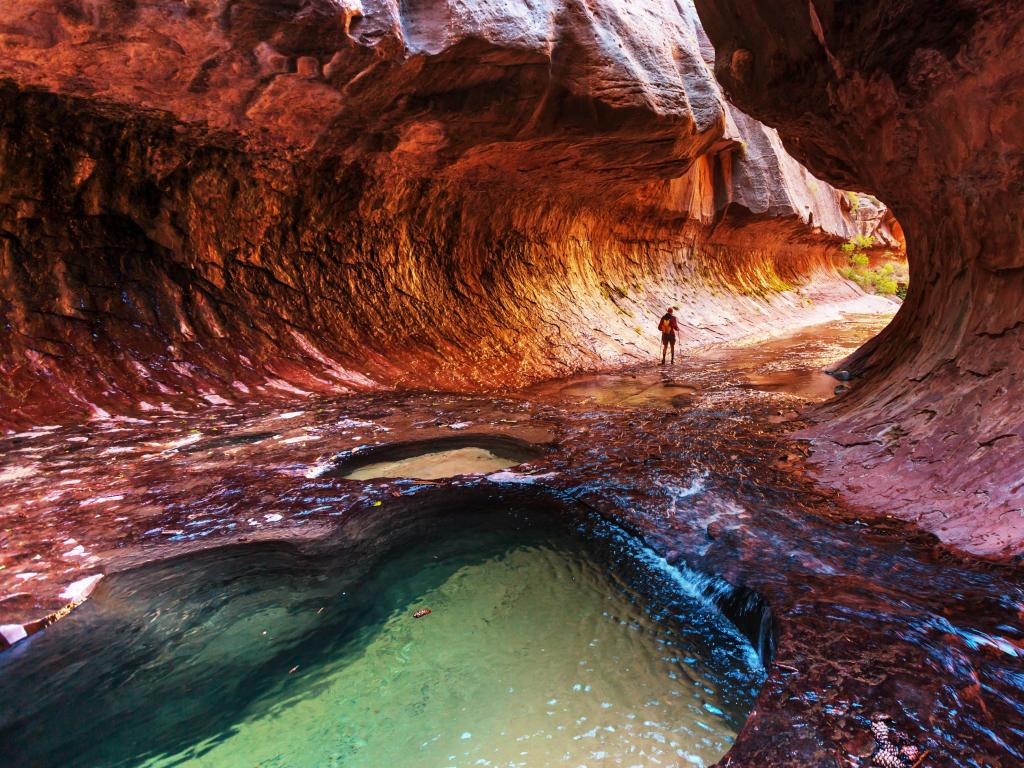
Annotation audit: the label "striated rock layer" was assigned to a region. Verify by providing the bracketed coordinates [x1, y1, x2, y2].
[0, 0, 890, 427]
[695, 0, 1024, 557]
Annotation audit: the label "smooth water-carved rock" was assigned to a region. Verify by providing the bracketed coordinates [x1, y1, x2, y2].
[0, 1, 892, 427]
[693, 0, 1024, 556]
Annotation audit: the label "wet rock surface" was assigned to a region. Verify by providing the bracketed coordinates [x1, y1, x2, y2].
[2, 312, 1021, 766]
[692, 0, 1024, 557]
[0, 0, 1018, 763]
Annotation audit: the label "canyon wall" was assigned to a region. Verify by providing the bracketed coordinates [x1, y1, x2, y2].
[0, 0, 888, 426]
[693, 0, 1024, 556]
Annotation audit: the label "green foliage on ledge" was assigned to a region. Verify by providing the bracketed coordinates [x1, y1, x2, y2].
[839, 236, 909, 299]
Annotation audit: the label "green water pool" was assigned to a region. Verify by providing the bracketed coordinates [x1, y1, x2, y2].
[0, 505, 764, 767]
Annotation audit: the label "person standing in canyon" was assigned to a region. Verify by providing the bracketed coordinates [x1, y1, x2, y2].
[658, 307, 680, 364]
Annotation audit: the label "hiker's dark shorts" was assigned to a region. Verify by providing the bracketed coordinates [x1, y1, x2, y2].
[661, 332, 676, 344]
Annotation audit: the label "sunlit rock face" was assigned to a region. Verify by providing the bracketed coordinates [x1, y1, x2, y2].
[0, 0, 888, 427]
[694, 0, 1024, 555]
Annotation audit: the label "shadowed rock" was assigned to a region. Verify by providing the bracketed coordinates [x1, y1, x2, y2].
[693, 0, 1024, 555]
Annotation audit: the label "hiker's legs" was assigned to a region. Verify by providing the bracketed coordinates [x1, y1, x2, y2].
[661, 341, 666, 364]
[669, 338, 675, 363]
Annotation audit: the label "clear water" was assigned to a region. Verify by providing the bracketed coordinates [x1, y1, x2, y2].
[343, 446, 523, 480]
[0, 509, 764, 768]
[550, 377, 698, 409]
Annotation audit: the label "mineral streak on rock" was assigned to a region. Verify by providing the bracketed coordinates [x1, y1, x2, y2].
[1, 1, 892, 427]
[694, 0, 1024, 556]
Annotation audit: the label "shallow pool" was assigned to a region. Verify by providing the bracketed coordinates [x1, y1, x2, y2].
[329, 436, 546, 481]
[342, 445, 523, 480]
[0, 505, 764, 768]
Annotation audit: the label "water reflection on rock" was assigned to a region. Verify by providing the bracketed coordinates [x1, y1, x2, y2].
[0, 311, 1022, 766]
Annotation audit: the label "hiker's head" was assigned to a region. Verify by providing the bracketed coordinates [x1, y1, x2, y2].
[667, 306, 677, 315]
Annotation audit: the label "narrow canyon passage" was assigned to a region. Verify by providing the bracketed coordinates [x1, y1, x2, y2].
[2, 315, 1022, 766]
[0, 0, 1022, 767]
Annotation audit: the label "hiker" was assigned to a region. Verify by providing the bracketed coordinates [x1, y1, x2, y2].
[658, 307, 679, 364]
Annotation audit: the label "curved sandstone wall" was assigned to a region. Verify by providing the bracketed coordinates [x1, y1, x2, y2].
[0, 0, 886, 426]
[694, 0, 1024, 555]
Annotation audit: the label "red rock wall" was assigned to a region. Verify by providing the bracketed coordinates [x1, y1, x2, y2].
[0, 82, 867, 425]
[693, 0, 1024, 555]
[0, 1, 887, 427]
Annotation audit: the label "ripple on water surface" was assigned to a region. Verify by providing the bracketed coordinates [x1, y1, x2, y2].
[0, 508, 764, 768]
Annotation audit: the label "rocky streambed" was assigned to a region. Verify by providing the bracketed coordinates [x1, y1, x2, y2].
[1, 311, 1022, 767]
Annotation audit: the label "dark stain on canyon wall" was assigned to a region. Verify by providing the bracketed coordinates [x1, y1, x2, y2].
[0, 1, 889, 427]
[693, 0, 1024, 555]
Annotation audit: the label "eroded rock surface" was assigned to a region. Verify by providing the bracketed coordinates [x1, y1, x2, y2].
[1, 0, 889, 427]
[694, 0, 1024, 556]
[1, 314, 1021, 766]
[0, 3, 1019, 765]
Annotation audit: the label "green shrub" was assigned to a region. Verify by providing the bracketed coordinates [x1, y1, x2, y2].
[875, 276, 898, 295]
[839, 235, 908, 299]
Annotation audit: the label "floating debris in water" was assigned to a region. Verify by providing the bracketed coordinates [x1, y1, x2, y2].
[413, 608, 432, 619]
